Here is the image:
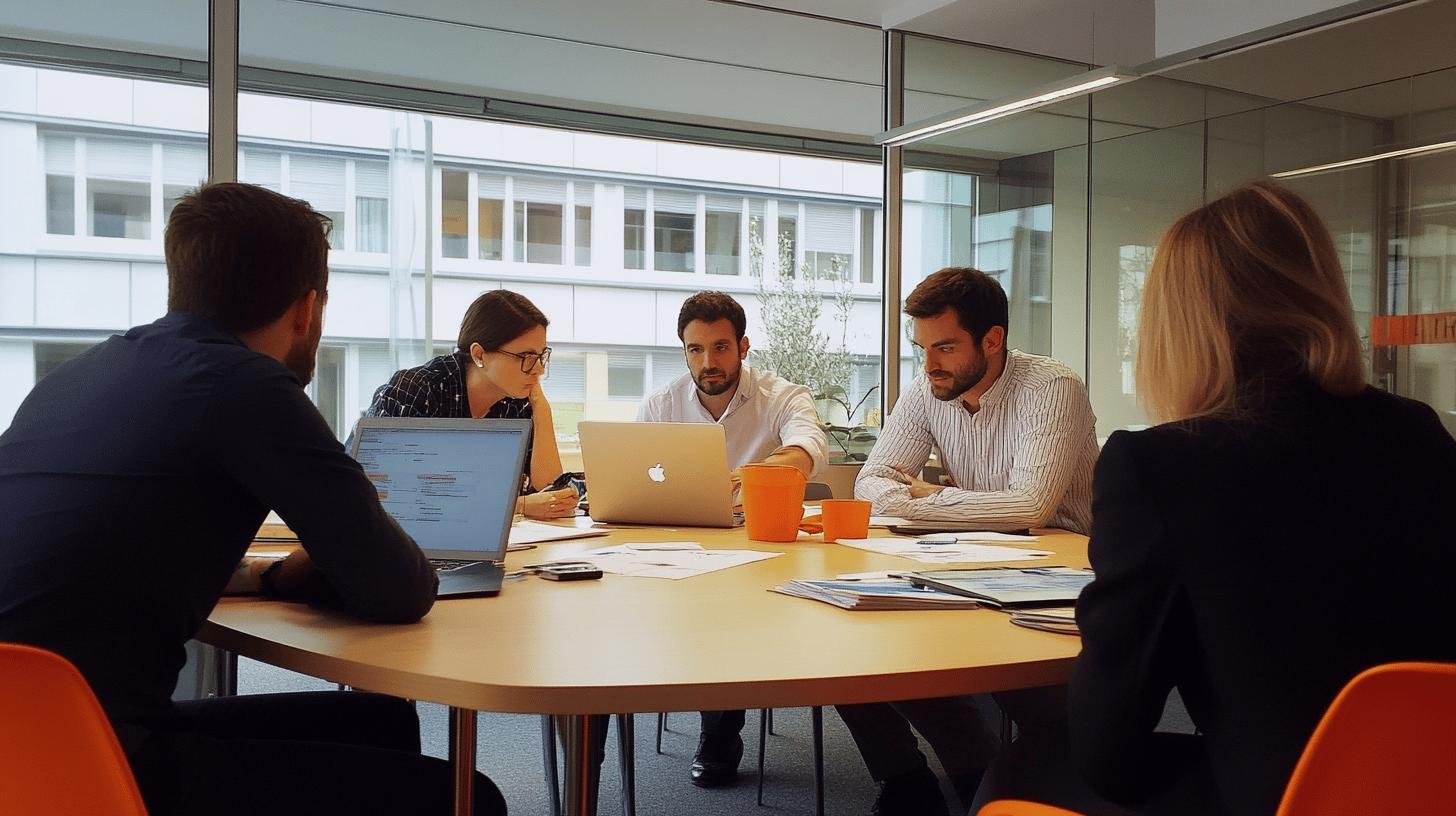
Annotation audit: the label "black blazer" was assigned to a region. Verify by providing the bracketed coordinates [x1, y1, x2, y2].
[1069, 380, 1456, 815]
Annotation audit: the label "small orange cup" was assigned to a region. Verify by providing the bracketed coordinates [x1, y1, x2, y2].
[739, 464, 807, 542]
[820, 499, 872, 542]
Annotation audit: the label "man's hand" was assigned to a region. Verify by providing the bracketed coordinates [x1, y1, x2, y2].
[892, 467, 947, 499]
[519, 486, 578, 520]
[224, 556, 278, 595]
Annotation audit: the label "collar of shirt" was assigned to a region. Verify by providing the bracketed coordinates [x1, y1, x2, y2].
[974, 349, 1020, 410]
[674, 363, 760, 422]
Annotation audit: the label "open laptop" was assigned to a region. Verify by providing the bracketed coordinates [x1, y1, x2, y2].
[349, 417, 530, 597]
[578, 421, 737, 528]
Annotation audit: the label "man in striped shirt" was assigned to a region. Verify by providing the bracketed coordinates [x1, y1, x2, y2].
[842, 267, 1098, 816]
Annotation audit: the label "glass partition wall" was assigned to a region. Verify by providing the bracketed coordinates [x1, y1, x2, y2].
[893, 9, 1456, 441]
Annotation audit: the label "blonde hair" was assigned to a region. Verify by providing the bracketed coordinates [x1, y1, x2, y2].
[1136, 181, 1366, 423]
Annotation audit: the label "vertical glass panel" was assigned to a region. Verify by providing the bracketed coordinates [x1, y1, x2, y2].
[575, 205, 591, 266]
[45, 174, 75, 236]
[441, 169, 468, 258]
[706, 209, 741, 275]
[624, 186, 646, 270]
[859, 208, 877, 283]
[777, 205, 798, 276]
[523, 203, 563, 264]
[354, 160, 389, 253]
[653, 189, 696, 272]
[607, 350, 646, 399]
[477, 173, 505, 260]
[804, 203, 853, 280]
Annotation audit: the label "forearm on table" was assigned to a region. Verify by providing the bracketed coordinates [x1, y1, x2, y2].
[900, 486, 1054, 529]
[763, 445, 814, 478]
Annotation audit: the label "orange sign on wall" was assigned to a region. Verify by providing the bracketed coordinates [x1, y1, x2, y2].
[1371, 312, 1456, 346]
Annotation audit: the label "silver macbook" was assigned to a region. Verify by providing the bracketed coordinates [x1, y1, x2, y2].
[578, 421, 737, 528]
[349, 417, 531, 597]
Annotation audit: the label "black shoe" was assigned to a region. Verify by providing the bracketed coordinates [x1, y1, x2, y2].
[870, 767, 950, 816]
[689, 734, 744, 788]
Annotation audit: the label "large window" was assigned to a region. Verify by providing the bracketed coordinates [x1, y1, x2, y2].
[513, 178, 566, 265]
[653, 190, 697, 273]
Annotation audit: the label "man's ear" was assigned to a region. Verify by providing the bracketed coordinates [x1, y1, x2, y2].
[739, 335, 751, 359]
[290, 289, 319, 337]
[982, 325, 1006, 356]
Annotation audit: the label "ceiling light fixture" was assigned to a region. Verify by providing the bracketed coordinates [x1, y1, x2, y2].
[1271, 139, 1456, 178]
[876, 66, 1134, 147]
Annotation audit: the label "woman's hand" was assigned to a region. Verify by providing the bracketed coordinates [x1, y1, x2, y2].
[519, 486, 578, 520]
[528, 380, 550, 409]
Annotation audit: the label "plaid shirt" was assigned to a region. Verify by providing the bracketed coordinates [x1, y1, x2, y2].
[365, 351, 535, 492]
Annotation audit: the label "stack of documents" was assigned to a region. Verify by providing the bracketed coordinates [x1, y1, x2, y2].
[772, 578, 982, 611]
[834, 536, 1050, 565]
[508, 520, 608, 547]
[1008, 607, 1079, 635]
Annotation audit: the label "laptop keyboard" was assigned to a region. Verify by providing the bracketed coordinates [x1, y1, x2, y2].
[430, 558, 483, 572]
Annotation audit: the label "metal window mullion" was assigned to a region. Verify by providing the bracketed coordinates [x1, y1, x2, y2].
[694, 193, 706, 276]
[74, 137, 88, 236]
[208, 0, 238, 183]
[881, 30, 905, 414]
[645, 189, 656, 273]
[467, 170, 480, 260]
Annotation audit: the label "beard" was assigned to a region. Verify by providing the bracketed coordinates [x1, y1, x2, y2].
[694, 364, 740, 397]
[284, 312, 323, 385]
[927, 351, 987, 402]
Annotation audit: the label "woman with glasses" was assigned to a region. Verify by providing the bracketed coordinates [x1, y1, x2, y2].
[364, 289, 579, 520]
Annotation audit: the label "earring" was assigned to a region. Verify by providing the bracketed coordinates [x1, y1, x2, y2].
[475, 358, 484, 368]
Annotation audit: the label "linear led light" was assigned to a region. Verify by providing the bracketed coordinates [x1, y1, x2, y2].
[877, 67, 1134, 147]
[1271, 139, 1456, 178]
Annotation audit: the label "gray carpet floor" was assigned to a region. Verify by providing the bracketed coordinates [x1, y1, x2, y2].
[238, 658, 1194, 816]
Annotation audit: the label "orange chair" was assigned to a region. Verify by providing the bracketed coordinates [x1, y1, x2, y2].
[0, 643, 148, 816]
[1276, 661, 1456, 816]
[977, 801, 1084, 816]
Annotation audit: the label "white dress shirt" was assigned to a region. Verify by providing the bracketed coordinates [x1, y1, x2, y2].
[855, 349, 1097, 534]
[637, 364, 828, 478]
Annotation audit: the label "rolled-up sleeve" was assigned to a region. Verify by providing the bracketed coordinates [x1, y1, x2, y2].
[772, 383, 829, 478]
[855, 383, 932, 511]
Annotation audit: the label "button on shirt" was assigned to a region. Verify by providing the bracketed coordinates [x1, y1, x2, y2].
[636, 365, 829, 478]
[855, 349, 1097, 533]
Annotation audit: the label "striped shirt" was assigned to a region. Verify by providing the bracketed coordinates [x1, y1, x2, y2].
[855, 349, 1097, 534]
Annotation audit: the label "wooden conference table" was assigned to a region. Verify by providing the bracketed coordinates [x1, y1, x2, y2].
[200, 522, 1088, 816]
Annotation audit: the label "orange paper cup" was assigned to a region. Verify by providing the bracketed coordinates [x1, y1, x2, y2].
[820, 499, 871, 542]
[739, 464, 807, 542]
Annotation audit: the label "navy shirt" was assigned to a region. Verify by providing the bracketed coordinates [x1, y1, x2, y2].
[0, 312, 436, 752]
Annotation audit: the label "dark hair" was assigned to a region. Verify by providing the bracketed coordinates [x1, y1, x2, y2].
[903, 267, 1009, 343]
[165, 182, 331, 334]
[676, 291, 746, 341]
[457, 290, 549, 353]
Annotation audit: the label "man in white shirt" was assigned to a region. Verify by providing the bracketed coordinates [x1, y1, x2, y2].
[843, 267, 1098, 816]
[638, 290, 828, 789]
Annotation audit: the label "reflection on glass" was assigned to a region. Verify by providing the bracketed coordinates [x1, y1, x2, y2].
[624, 207, 645, 270]
[706, 210, 741, 275]
[441, 169, 468, 258]
[654, 210, 695, 272]
[575, 204, 591, 266]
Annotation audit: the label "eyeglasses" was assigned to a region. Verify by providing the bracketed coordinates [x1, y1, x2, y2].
[493, 347, 552, 372]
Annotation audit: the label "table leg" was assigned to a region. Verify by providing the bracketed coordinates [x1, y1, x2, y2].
[211, 646, 237, 697]
[562, 713, 598, 816]
[449, 706, 477, 816]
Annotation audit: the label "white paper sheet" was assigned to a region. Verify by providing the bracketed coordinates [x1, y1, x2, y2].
[834, 536, 1051, 565]
[561, 543, 783, 579]
[508, 520, 609, 547]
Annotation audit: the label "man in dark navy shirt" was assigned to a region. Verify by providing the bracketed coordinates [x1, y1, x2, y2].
[0, 183, 505, 815]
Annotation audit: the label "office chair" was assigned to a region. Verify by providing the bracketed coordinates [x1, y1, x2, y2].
[804, 481, 834, 501]
[976, 802, 1082, 816]
[1276, 661, 1456, 816]
[0, 642, 149, 816]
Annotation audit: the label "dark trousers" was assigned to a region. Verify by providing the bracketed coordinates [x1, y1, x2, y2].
[128, 691, 506, 816]
[700, 708, 746, 738]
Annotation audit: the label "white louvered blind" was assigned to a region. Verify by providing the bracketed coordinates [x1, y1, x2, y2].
[241, 150, 282, 191]
[749, 199, 765, 218]
[163, 143, 206, 187]
[43, 135, 76, 175]
[803, 204, 854, 254]
[623, 187, 648, 209]
[513, 177, 566, 204]
[354, 160, 389, 198]
[356, 345, 399, 417]
[653, 189, 696, 213]
[86, 138, 152, 181]
[543, 353, 586, 402]
[650, 349, 684, 392]
[290, 155, 346, 212]
[478, 173, 507, 199]
[706, 194, 741, 212]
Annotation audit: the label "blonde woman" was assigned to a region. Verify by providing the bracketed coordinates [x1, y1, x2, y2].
[1052, 183, 1456, 815]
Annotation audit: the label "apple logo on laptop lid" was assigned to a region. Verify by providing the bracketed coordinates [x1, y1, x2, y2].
[647, 463, 666, 483]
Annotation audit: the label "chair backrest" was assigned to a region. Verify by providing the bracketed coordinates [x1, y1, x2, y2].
[804, 481, 834, 501]
[977, 800, 1084, 816]
[0, 643, 148, 816]
[1276, 661, 1456, 816]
